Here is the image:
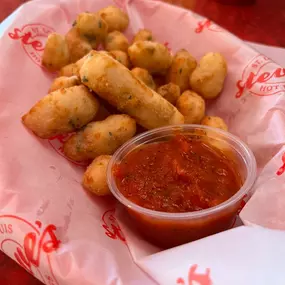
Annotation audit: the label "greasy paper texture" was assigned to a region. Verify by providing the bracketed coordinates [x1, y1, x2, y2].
[0, 0, 285, 284]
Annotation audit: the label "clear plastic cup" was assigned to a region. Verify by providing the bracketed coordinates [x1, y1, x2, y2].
[107, 125, 257, 248]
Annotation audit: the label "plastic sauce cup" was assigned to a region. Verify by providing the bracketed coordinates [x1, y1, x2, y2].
[107, 125, 257, 248]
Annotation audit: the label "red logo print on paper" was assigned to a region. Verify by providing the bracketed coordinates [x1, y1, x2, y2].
[102, 209, 126, 242]
[195, 19, 223, 33]
[177, 264, 212, 285]
[0, 215, 60, 285]
[48, 134, 88, 167]
[276, 152, 285, 176]
[236, 55, 285, 98]
[9, 24, 54, 67]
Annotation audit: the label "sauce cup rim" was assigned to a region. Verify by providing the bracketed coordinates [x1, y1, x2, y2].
[107, 124, 257, 220]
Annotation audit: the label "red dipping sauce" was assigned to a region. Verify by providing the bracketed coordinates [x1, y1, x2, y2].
[108, 126, 256, 248]
[113, 135, 242, 214]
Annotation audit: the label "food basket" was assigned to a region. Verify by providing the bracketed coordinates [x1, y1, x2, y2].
[1, 0, 285, 284]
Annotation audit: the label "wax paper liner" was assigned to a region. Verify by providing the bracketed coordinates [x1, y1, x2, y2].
[1, 0, 285, 284]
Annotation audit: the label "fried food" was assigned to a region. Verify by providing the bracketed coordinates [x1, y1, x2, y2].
[59, 51, 96, 78]
[63, 114, 136, 161]
[76, 12, 108, 44]
[80, 51, 184, 129]
[157, 83, 180, 105]
[82, 155, 112, 196]
[22, 85, 99, 139]
[128, 41, 172, 74]
[176, 90, 205, 124]
[190, 52, 227, 99]
[49, 76, 80, 92]
[42, 33, 70, 71]
[109, 50, 130, 68]
[99, 5, 129, 32]
[167, 49, 197, 92]
[104, 31, 129, 52]
[201, 116, 228, 131]
[133, 29, 154, 42]
[131, 67, 156, 90]
[59, 63, 79, 77]
[65, 27, 93, 63]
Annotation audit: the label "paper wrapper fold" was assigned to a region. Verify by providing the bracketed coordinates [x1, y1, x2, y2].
[1, 0, 285, 284]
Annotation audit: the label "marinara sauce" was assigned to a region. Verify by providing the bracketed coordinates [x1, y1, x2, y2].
[113, 135, 242, 213]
